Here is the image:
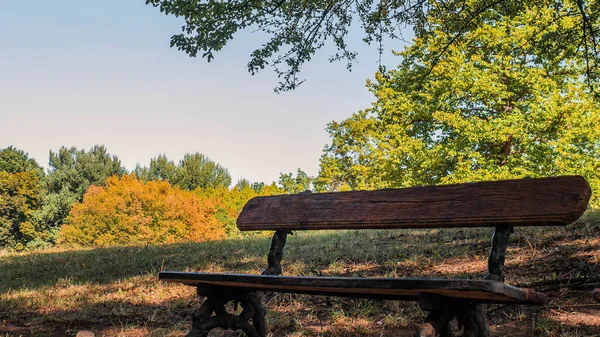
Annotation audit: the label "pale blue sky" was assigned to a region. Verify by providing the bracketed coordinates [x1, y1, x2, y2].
[0, 1, 409, 184]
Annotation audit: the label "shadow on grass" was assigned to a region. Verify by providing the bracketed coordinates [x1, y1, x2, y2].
[0, 228, 492, 294]
[0, 221, 598, 336]
[0, 236, 272, 293]
[2, 222, 599, 292]
[0, 296, 198, 336]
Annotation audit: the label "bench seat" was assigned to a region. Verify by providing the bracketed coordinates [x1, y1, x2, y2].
[160, 271, 545, 304]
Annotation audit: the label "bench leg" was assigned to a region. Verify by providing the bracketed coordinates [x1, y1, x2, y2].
[262, 230, 290, 276]
[484, 226, 513, 282]
[459, 304, 489, 337]
[416, 309, 453, 337]
[188, 288, 266, 337]
[416, 295, 489, 337]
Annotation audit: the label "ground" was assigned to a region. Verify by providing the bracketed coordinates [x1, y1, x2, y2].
[1, 212, 599, 337]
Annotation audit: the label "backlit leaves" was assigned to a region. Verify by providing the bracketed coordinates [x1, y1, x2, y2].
[146, 0, 600, 93]
[318, 3, 600, 205]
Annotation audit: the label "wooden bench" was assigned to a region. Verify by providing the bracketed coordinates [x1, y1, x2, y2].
[160, 176, 591, 337]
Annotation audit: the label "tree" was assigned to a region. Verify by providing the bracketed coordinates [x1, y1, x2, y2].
[136, 152, 232, 190]
[0, 147, 47, 249]
[0, 171, 44, 249]
[46, 145, 126, 199]
[40, 145, 126, 233]
[58, 174, 226, 247]
[317, 4, 600, 206]
[250, 181, 266, 193]
[234, 179, 251, 191]
[279, 169, 313, 193]
[145, 0, 599, 93]
[314, 111, 379, 191]
[195, 186, 253, 236]
[174, 153, 232, 190]
[134, 154, 177, 182]
[32, 190, 78, 244]
[0, 146, 44, 179]
[195, 182, 283, 236]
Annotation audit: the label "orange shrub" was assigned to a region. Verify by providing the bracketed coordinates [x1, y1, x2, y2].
[58, 174, 225, 247]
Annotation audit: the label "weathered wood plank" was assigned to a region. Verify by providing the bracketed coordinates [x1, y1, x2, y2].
[237, 176, 591, 231]
[159, 271, 545, 304]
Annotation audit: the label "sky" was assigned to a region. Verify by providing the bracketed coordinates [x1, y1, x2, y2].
[0, 1, 409, 184]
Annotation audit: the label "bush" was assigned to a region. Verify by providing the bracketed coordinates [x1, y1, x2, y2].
[58, 174, 225, 247]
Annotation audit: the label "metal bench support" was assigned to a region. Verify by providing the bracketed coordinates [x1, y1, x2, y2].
[415, 226, 513, 336]
[262, 230, 290, 276]
[485, 226, 513, 282]
[189, 225, 515, 336]
[188, 286, 266, 337]
[416, 294, 489, 337]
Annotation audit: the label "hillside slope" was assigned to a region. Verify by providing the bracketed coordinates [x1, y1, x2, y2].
[1, 213, 599, 336]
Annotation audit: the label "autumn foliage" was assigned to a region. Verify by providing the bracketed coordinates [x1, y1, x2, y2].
[0, 171, 44, 249]
[58, 174, 226, 247]
[194, 183, 282, 236]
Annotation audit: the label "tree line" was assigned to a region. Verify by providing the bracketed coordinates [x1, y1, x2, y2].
[0, 145, 313, 250]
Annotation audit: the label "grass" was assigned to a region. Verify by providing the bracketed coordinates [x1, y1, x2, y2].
[1, 211, 599, 336]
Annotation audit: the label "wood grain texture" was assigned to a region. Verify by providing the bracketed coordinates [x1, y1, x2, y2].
[237, 176, 591, 231]
[159, 271, 545, 304]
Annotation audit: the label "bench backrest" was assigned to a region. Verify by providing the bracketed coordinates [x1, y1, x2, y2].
[237, 176, 591, 231]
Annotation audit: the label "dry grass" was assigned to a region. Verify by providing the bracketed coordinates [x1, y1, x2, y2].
[1, 211, 599, 336]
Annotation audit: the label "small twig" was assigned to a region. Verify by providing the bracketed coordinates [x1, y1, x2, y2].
[515, 276, 600, 289]
[542, 303, 600, 310]
[540, 282, 600, 292]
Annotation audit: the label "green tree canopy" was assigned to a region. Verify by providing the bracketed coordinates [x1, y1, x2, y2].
[0, 146, 44, 178]
[175, 153, 232, 190]
[234, 178, 251, 191]
[233, 179, 270, 193]
[279, 169, 313, 193]
[38, 145, 126, 234]
[136, 152, 232, 190]
[134, 154, 177, 182]
[46, 145, 126, 198]
[317, 4, 600, 205]
[195, 181, 283, 236]
[146, 0, 599, 92]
